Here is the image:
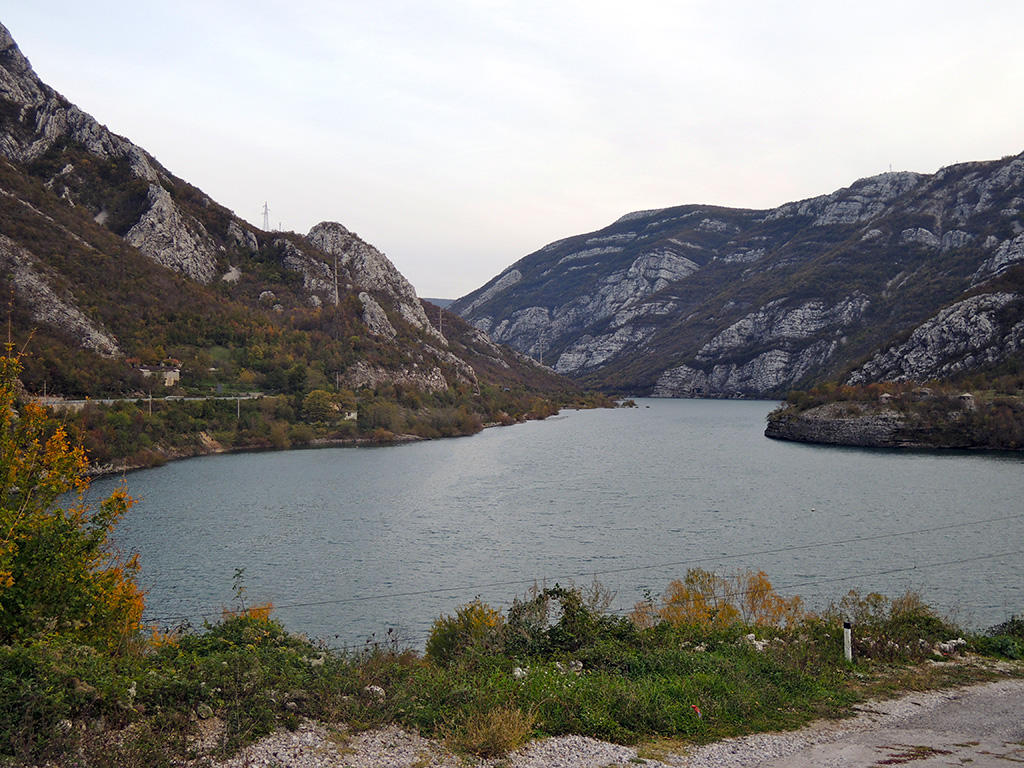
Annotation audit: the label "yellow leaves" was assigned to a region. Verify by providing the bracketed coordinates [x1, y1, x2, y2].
[426, 599, 505, 664]
[632, 569, 804, 630]
[0, 352, 146, 652]
[221, 601, 275, 623]
[657, 570, 741, 629]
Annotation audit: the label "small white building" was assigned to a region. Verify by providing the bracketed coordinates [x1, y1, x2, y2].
[139, 365, 180, 387]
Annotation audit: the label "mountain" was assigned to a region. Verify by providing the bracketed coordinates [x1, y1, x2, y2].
[452, 157, 1024, 397]
[0, 21, 566, 401]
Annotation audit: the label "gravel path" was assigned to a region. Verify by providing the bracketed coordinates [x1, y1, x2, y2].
[205, 678, 1024, 768]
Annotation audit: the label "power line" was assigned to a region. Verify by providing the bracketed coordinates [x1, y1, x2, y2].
[325, 548, 1023, 652]
[142, 512, 1023, 624]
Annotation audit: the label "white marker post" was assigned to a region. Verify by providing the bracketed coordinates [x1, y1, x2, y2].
[843, 621, 853, 662]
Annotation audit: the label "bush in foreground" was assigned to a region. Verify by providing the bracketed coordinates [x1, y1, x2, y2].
[0, 351, 144, 652]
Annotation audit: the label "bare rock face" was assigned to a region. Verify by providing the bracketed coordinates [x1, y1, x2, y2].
[308, 222, 445, 342]
[227, 220, 258, 254]
[125, 185, 219, 283]
[0, 23, 157, 180]
[556, 323, 661, 374]
[652, 295, 869, 397]
[0, 21, 242, 287]
[275, 238, 336, 301]
[849, 293, 1024, 383]
[458, 269, 522, 316]
[469, 246, 699, 365]
[653, 342, 839, 398]
[696, 295, 869, 363]
[767, 171, 924, 226]
[971, 234, 1024, 284]
[765, 402, 908, 447]
[358, 292, 397, 339]
[0, 234, 119, 356]
[342, 360, 448, 392]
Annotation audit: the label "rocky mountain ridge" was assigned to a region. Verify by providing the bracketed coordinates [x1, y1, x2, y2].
[452, 156, 1024, 397]
[0, 21, 564, 398]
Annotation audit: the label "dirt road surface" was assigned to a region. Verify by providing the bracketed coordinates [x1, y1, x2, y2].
[677, 677, 1024, 768]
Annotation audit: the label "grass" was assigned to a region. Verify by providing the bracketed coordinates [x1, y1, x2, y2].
[1, 586, 1021, 766]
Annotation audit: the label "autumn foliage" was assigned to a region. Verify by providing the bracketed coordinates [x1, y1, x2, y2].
[0, 351, 144, 651]
[632, 568, 804, 629]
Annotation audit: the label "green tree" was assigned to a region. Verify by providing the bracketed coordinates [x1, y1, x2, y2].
[0, 351, 144, 652]
[301, 389, 336, 422]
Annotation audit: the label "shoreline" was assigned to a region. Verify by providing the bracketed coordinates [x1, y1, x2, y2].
[83, 416, 540, 478]
[765, 400, 1024, 453]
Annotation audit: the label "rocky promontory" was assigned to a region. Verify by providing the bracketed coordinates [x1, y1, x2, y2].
[765, 402, 907, 448]
[765, 390, 1024, 450]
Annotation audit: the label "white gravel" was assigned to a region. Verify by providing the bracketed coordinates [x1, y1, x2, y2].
[201, 678, 1024, 768]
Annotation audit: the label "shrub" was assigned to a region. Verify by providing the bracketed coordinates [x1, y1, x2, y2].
[973, 614, 1024, 659]
[825, 590, 957, 660]
[0, 352, 144, 651]
[635, 569, 803, 630]
[988, 614, 1024, 639]
[505, 585, 635, 656]
[425, 600, 504, 665]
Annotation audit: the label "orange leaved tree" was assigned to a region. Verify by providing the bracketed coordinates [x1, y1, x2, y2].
[0, 350, 144, 652]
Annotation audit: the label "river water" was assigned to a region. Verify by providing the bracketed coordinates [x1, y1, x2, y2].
[93, 399, 1023, 648]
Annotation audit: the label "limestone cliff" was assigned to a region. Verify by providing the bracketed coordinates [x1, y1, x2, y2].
[307, 221, 445, 342]
[453, 155, 1024, 397]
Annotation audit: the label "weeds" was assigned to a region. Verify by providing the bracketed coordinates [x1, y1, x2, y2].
[448, 706, 535, 758]
[1, 576, 1019, 765]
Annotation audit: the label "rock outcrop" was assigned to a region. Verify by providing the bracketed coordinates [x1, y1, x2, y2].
[0, 234, 120, 356]
[0, 21, 230, 286]
[849, 293, 1024, 383]
[0, 24, 157, 181]
[765, 403, 909, 447]
[308, 222, 445, 342]
[125, 184, 219, 283]
[764, 392, 1023, 451]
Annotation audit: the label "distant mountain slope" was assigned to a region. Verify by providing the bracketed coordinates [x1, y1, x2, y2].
[0, 21, 566, 399]
[452, 157, 1024, 396]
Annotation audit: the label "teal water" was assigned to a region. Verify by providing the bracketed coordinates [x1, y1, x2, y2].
[92, 399, 1024, 647]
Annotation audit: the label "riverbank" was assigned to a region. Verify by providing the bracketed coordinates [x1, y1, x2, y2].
[81, 410, 597, 478]
[74, 392, 613, 477]
[84, 430, 428, 477]
[5, 583, 1022, 767]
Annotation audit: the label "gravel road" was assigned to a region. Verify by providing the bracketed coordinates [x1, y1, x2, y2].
[207, 677, 1024, 768]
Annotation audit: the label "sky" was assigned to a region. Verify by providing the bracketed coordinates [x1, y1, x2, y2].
[5, 2, 1024, 299]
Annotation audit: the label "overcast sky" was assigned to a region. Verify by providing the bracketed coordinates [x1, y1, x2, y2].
[6, 2, 1024, 298]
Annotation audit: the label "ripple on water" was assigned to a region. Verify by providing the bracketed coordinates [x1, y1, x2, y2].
[98, 399, 1024, 646]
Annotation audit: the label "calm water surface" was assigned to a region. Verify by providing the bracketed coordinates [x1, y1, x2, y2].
[94, 399, 1023, 647]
